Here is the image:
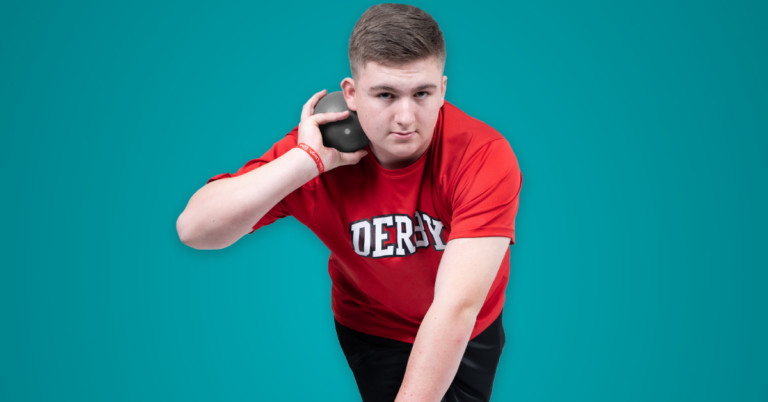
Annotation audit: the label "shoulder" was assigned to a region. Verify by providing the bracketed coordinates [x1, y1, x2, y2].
[435, 101, 516, 168]
[429, 102, 522, 236]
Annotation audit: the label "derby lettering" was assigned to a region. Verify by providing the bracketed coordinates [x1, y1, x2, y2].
[349, 211, 445, 258]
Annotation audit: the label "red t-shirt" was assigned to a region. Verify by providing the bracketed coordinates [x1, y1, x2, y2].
[209, 101, 522, 343]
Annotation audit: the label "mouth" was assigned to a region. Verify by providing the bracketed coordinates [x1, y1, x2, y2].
[390, 131, 416, 139]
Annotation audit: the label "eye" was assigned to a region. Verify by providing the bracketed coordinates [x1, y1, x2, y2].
[414, 91, 429, 99]
[377, 92, 394, 100]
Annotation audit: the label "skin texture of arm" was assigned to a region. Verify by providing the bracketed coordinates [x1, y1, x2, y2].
[176, 90, 367, 250]
[395, 236, 511, 402]
[176, 148, 321, 250]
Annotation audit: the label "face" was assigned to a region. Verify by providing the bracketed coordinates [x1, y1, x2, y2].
[341, 57, 447, 169]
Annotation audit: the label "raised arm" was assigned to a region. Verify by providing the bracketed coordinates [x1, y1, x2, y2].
[176, 90, 368, 250]
[395, 236, 511, 402]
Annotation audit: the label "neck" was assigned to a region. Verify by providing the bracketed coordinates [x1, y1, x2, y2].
[369, 142, 430, 170]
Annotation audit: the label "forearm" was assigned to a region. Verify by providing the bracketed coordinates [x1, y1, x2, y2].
[395, 303, 478, 402]
[176, 147, 319, 249]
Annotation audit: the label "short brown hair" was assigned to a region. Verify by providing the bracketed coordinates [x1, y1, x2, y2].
[348, 3, 446, 77]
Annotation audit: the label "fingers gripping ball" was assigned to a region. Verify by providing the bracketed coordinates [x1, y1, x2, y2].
[314, 91, 369, 152]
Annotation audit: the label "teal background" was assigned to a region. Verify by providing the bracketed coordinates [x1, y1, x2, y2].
[1, 0, 766, 401]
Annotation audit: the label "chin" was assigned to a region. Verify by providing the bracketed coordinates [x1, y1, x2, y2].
[391, 143, 427, 161]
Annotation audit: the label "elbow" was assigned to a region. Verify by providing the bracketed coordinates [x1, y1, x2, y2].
[176, 211, 220, 250]
[426, 297, 482, 345]
[454, 298, 485, 322]
[432, 284, 490, 324]
[176, 211, 199, 248]
[176, 210, 241, 250]
[432, 295, 484, 324]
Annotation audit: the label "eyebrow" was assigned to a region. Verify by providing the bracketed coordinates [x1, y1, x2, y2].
[368, 84, 438, 94]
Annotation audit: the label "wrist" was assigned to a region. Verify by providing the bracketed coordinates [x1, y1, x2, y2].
[282, 147, 322, 183]
[296, 143, 325, 174]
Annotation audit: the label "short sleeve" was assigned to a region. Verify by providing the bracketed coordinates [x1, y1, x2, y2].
[206, 127, 316, 233]
[448, 139, 522, 244]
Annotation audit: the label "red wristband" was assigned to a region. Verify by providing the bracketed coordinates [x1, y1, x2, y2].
[297, 143, 325, 174]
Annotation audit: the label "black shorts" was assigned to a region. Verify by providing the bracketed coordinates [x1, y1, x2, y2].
[335, 313, 505, 402]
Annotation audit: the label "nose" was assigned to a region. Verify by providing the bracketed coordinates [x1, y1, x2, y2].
[393, 98, 416, 129]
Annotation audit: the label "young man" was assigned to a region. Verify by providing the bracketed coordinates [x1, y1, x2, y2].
[177, 4, 522, 401]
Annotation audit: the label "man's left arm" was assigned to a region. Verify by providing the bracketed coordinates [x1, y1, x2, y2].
[395, 236, 511, 402]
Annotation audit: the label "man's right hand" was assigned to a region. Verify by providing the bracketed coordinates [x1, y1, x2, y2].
[297, 89, 368, 172]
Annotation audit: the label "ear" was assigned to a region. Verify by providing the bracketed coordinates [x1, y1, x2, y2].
[440, 75, 447, 107]
[341, 78, 357, 111]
